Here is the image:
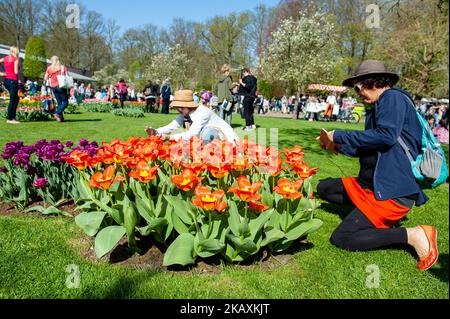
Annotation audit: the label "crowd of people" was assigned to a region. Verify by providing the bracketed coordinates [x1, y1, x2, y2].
[417, 99, 449, 144]
[0, 45, 448, 146]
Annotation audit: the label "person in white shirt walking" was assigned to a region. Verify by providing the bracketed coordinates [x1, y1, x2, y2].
[146, 90, 239, 145]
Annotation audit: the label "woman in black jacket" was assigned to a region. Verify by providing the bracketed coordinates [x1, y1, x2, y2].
[239, 68, 257, 131]
[143, 80, 156, 113]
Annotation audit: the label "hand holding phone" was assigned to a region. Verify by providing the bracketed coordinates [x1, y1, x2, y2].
[316, 128, 338, 154]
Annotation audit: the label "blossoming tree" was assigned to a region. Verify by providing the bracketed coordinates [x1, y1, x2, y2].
[260, 10, 340, 93]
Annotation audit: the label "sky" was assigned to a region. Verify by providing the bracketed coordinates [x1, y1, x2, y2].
[77, 0, 280, 30]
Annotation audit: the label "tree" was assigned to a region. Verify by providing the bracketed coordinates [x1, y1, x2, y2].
[324, 0, 376, 77]
[23, 36, 47, 79]
[197, 12, 251, 70]
[145, 45, 191, 90]
[248, 4, 272, 65]
[105, 18, 121, 55]
[40, 0, 84, 68]
[80, 10, 111, 71]
[260, 10, 339, 94]
[372, 0, 449, 97]
[0, 0, 39, 49]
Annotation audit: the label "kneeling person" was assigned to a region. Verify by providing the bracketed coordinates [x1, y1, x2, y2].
[146, 90, 239, 144]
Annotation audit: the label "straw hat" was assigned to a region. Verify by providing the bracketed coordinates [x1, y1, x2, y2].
[170, 90, 199, 108]
[342, 60, 399, 87]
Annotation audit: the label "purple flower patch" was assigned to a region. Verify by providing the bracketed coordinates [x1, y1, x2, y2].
[32, 178, 48, 188]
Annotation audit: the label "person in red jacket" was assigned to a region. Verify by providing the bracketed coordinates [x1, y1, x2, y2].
[0, 46, 20, 124]
[115, 79, 128, 108]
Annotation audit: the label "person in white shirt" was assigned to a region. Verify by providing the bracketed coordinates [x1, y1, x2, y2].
[146, 90, 239, 144]
[324, 91, 337, 121]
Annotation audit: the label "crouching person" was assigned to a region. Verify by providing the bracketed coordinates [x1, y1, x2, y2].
[146, 90, 239, 144]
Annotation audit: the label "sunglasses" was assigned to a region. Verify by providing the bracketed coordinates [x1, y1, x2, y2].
[354, 82, 363, 93]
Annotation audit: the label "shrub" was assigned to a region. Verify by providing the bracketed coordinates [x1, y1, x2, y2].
[111, 108, 145, 118]
[23, 36, 47, 79]
[0, 107, 52, 122]
[80, 102, 113, 113]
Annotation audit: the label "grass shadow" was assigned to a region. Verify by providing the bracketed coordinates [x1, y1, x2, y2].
[429, 253, 449, 283]
[82, 272, 157, 298]
[319, 202, 355, 221]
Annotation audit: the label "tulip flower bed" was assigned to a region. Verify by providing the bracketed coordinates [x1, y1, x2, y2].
[62, 136, 322, 266]
[0, 106, 52, 122]
[111, 108, 145, 118]
[0, 139, 98, 211]
[79, 102, 113, 113]
[111, 99, 147, 109]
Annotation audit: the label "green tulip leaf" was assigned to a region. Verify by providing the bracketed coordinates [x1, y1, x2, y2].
[95, 226, 126, 258]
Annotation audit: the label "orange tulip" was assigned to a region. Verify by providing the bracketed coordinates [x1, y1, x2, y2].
[62, 150, 92, 170]
[192, 185, 227, 212]
[181, 161, 206, 175]
[133, 142, 159, 162]
[202, 141, 223, 166]
[89, 166, 126, 190]
[258, 156, 284, 177]
[249, 201, 270, 213]
[231, 158, 251, 172]
[284, 145, 304, 162]
[228, 176, 263, 202]
[123, 156, 141, 169]
[102, 139, 133, 163]
[168, 140, 189, 169]
[207, 163, 231, 179]
[171, 168, 204, 191]
[273, 178, 303, 200]
[157, 144, 170, 161]
[291, 162, 319, 179]
[128, 161, 159, 183]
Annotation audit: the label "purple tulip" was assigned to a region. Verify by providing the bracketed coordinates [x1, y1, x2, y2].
[2, 141, 24, 159]
[0, 166, 7, 173]
[65, 141, 74, 148]
[33, 178, 48, 189]
[79, 139, 89, 147]
[13, 150, 31, 168]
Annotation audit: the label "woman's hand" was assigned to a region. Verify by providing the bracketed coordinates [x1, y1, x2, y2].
[145, 127, 158, 136]
[317, 129, 339, 154]
[239, 79, 244, 86]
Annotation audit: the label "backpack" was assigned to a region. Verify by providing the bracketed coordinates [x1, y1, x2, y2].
[398, 93, 448, 189]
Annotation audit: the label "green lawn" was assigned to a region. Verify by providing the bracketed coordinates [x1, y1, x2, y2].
[0, 111, 448, 299]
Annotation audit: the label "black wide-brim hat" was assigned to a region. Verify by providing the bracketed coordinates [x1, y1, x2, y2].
[342, 60, 400, 87]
